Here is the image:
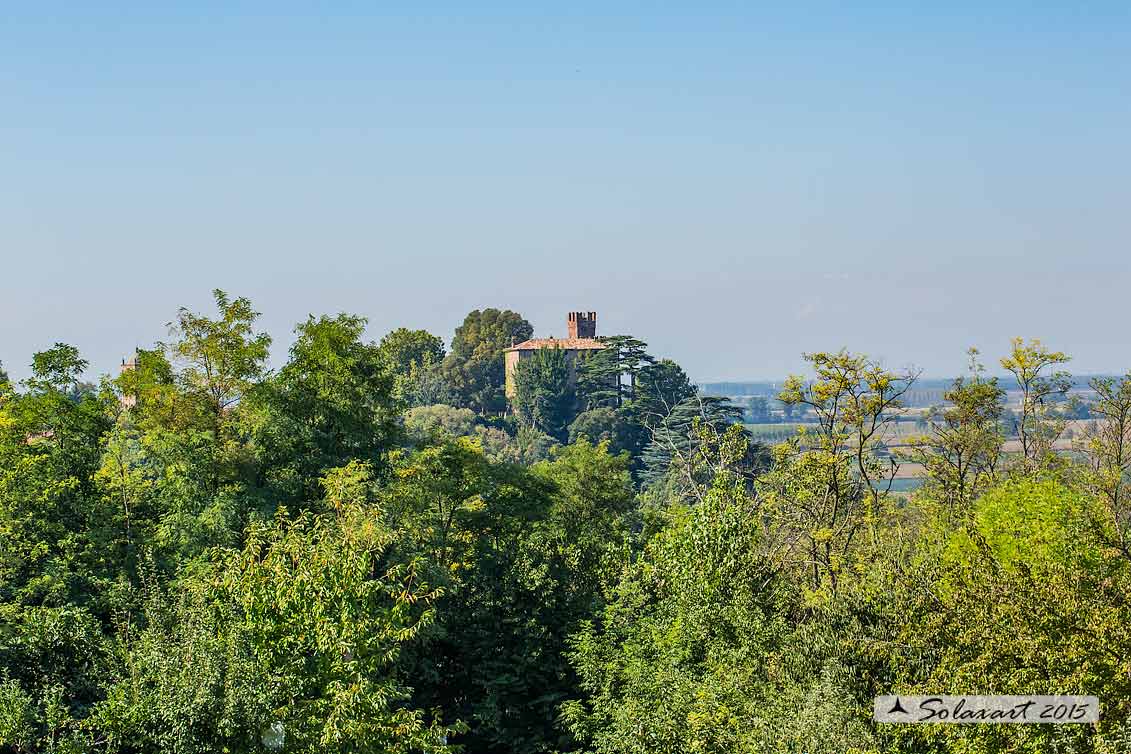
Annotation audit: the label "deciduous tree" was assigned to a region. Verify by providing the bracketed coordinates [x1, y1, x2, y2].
[251, 314, 399, 504]
[906, 348, 1005, 517]
[765, 351, 916, 593]
[999, 337, 1071, 470]
[1078, 373, 1131, 560]
[167, 289, 271, 422]
[442, 309, 532, 414]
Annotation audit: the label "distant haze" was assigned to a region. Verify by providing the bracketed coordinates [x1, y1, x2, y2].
[3, 3, 1129, 383]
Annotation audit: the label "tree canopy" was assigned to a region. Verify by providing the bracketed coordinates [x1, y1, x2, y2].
[3, 299, 1129, 754]
[442, 309, 532, 414]
[512, 346, 576, 442]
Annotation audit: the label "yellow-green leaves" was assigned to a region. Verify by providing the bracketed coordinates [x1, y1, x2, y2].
[320, 460, 375, 516]
[1000, 337, 1073, 470]
[949, 479, 1106, 573]
[766, 351, 917, 595]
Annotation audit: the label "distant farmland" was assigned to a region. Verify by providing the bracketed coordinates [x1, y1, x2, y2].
[744, 417, 1096, 495]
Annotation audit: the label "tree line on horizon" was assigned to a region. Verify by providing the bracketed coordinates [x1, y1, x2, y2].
[2, 289, 1131, 753]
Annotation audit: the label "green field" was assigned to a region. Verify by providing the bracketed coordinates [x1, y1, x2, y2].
[744, 420, 929, 447]
[743, 423, 806, 443]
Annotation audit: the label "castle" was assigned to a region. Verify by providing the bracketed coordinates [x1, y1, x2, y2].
[504, 311, 605, 398]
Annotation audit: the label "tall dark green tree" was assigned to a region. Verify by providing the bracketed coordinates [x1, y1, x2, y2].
[633, 358, 696, 428]
[512, 347, 575, 442]
[442, 309, 532, 414]
[575, 348, 620, 410]
[575, 336, 653, 410]
[639, 394, 746, 489]
[576, 348, 705, 473]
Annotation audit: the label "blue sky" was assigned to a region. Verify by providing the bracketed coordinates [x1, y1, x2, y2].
[3, 2, 1129, 381]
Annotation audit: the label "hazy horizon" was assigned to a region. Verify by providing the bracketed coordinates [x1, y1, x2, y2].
[4, 3, 1129, 383]
[1, 294, 1121, 386]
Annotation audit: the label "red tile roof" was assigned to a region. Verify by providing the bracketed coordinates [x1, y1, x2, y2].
[505, 337, 606, 352]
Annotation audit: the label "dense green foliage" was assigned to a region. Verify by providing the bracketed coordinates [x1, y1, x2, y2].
[2, 299, 1130, 753]
[564, 345, 1131, 754]
[378, 327, 450, 407]
[442, 309, 533, 414]
[512, 347, 576, 442]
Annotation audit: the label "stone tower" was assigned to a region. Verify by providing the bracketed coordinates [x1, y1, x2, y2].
[567, 311, 597, 339]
